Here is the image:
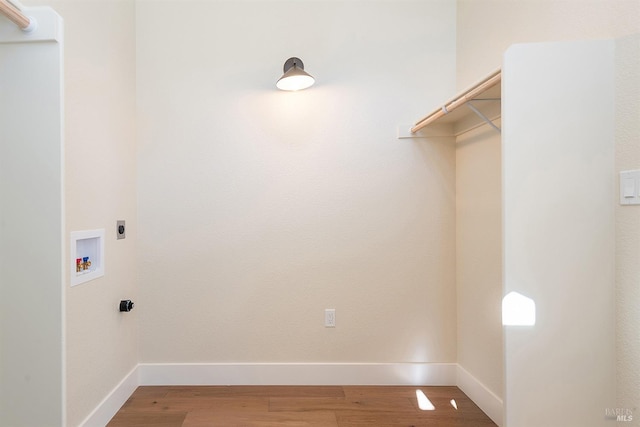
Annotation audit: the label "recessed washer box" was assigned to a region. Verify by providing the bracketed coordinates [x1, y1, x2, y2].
[70, 229, 105, 286]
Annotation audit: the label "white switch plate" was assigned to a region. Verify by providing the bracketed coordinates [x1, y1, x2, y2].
[620, 170, 640, 205]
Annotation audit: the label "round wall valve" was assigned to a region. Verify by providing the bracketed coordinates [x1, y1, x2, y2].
[119, 300, 134, 312]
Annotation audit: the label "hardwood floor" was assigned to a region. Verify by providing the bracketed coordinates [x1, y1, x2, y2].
[107, 386, 497, 426]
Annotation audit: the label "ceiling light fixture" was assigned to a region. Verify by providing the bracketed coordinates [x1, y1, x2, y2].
[276, 57, 315, 91]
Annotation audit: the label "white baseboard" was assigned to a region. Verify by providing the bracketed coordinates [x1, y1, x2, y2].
[79, 365, 139, 427]
[79, 363, 504, 427]
[456, 364, 503, 426]
[138, 362, 458, 386]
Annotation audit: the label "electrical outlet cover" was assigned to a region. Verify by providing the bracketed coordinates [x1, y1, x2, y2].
[325, 309, 336, 327]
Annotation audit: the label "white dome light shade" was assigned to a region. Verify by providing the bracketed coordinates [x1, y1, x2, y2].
[276, 57, 315, 91]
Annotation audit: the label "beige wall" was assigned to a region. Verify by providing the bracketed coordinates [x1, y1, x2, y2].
[457, 0, 640, 419]
[457, 0, 640, 89]
[0, 9, 64, 425]
[22, 1, 139, 425]
[502, 40, 616, 427]
[136, 0, 458, 365]
[456, 121, 503, 400]
[615, 33, 640, 418]
[6, 0, 635, 424]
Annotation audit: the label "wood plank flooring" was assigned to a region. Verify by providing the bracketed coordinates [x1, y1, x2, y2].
[107, 385, 497, 427]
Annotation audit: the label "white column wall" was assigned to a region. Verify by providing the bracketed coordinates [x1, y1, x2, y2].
[455, 121, 503, 415]
[502, 40, 616, 427]
[20, 1, 139, 425]
[456, 2, 640, 423]
[614, 33, 640, 420]
[0, 8, 64, 427]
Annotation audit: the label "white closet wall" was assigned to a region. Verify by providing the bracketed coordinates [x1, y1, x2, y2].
[503, 40, 616, 427]
[0, 8, 64, 427]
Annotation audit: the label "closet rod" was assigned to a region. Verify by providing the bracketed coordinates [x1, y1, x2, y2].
[0, 0, 34, 31]
[411, 69, 501, 133]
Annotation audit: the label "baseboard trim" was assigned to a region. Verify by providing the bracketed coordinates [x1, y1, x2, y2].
[79, 365, 139, 427]
[138, 362, 458, 386]
[456, 364, 503, 426]
[80, 363, 504, 426]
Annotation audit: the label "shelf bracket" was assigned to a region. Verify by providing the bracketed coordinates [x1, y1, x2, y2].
[466, 101, 501, 133]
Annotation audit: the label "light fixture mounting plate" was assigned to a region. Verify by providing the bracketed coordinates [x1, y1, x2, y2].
[283, 57, 304, 72]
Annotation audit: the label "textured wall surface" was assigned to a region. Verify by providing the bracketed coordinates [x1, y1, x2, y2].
[136, 0, 458, 365]
[21, 1, 140, 425]
[457, 0, 639, 421]
[457, 0, 640, 88]
[6, 1, 635, 425]
[503, 40, 616, 427]
[456, 121, 503, 400]
[0, 10, 63, 426]
[615, 33, 640, 420]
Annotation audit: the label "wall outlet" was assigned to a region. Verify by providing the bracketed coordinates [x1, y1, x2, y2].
[325, 309, 336, 327]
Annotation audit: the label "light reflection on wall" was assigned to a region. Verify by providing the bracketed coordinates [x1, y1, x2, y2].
[502, 291, 536, 326]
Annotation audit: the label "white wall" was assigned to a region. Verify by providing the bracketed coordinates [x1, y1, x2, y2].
[457, 0, 640, 89]
[21, 1, 139, 425]
[136, 0, 458, 366]
[456, 1, 640, 423]
[615, 33, 640, 421]
[456, 121, 503, 400]
[62, 2, 138, 425]
[503, 40, 616, 427]
[0, 8, 64, 426]
[5, 1, 632, 425]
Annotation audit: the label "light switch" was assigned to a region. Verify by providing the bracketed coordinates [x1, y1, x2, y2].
[623, 178, 635, 198]
[620, 170, 640, 205]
